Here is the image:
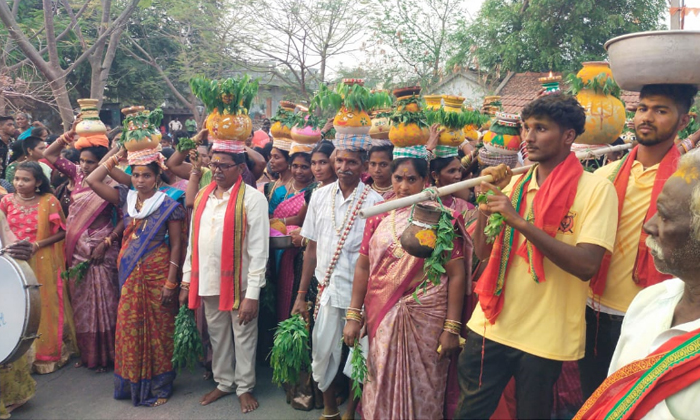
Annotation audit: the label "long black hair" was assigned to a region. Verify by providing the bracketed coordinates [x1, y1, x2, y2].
[390, 157, 428, 178]
[16, 161, 52, 195]
[429, 156, 460, 185]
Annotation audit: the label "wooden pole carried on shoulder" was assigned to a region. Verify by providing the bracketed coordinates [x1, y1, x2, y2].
[359, 143, 633, 219]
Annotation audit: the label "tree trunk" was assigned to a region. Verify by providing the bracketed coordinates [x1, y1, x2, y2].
[49, 78, 75, 131]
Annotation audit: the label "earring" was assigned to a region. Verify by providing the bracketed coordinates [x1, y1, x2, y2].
[35, 187, 40, 192]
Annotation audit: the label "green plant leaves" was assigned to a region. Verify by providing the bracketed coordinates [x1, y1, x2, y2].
[414, 206, 455, 302]
[309, 82, 392, 114]
[566, 73, 622, 99]
[190, 76, 260, 115]
[60, 261, 90, 286]
[269, 315, 311, 387]
[350, 339, 368, 399]
[175, 137, 197, 152]
[172, 305, 204, 373]
[475, 190, 506, 243]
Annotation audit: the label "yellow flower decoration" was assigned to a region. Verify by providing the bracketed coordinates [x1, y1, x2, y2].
[416, 229, 437, 248]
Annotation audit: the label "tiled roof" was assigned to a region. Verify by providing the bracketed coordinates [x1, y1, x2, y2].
[495, 71, 640, 113]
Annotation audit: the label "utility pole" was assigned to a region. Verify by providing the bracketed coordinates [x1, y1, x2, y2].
[670, 0, 682, 29]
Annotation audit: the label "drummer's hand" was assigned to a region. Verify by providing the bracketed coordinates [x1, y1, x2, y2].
[178, 287, 189, 307]
[161, 284, 178, 306]
[480, 164, 512, 190]
[290, 228, 303, 247]
[90, 241, 108, 265]
[5, 240, 33, 261]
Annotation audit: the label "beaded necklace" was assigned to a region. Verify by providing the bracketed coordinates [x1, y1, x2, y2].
[331, 184, 358, 236]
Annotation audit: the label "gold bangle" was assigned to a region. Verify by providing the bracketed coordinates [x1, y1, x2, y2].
[347, 307, 363, 313]
[346, 313, 363, 323]
[164, 281, 178, 290]
[104, 237, 112, 247]
[445, 319, 462, 325]
[180, 282, 190, 290]
[443, 326, 461, 335]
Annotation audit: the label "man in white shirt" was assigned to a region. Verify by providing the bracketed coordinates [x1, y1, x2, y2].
[168, 118, 182, 133]
[179, 142, 269, 413]
[576, 150, 700, 420]
[292, 135, 383, 420]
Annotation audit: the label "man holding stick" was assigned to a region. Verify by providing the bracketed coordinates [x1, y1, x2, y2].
[580, 84, 698, 399]
[455, 94, 619, 419]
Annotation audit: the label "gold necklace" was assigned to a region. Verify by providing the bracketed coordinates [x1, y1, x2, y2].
[131, 219, 148, 239]
[390, 210, 405, 259]
[372, 183, 393, 193]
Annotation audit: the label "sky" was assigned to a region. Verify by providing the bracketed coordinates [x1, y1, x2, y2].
[325, 0, 700, 77]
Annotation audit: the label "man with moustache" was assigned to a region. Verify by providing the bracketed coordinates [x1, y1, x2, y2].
[179, 140, 269, 413]
[291, 133, 383, 420]
[575, 151, 700, 420]
[580, 84, 698, 398]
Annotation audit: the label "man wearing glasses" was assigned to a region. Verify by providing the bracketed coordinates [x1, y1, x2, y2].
[180, 140, 269, 414]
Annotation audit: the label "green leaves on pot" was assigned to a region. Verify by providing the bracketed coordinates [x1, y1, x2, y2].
[566, 73, 621, 99]
[309, 82, 392, 114]
[350, 339, 368, 400]
[679, 106, 699, 140]
[414, 206, 455, 303]
[172, 305, 204, 373]
[425, 108, 469, 129]
[270, 107, 298, 129]
[118, 107, 163, 145]
[190, 75, 260, 115]
[60, 260, 90, 286]
[269, 314, 311, 387]
[290, 112, 325, 130]
[463, 108, 491, 127]
[475, 190, 506, 243]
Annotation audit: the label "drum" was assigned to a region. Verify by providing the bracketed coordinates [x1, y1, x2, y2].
[0, 254, 41, 365]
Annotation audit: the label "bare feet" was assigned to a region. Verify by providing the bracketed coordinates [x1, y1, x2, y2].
[202, 370, 213, 381]
[95, 367, 107, 373]
[341, 407, 355, 420]
[319, 410, 341, 420]
[153, 398, 168, 407]
[74, 361, 83, 368]
[238, 392, 259, 413]
[200, 388, 233, 406]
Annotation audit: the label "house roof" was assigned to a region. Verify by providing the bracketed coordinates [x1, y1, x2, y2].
[426, 70, 484, 95]
[494, 71, 639, 114]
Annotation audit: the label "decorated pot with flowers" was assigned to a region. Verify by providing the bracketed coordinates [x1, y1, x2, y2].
[482, 112, 521, 155]
[270, 101, 297, 140]
[119, 106, 163, 151]
[423, 95, 443, 111]
[462, 107, 490, 142]
[290, 113, 323, 145]
[568, 62, 625, 145]
[434, 95, 467, 146]
[309, 79, 391, 136]
[76, 99, 108, 137]
[389, 86, 429, 147]
[369, 109, 392, 140]
[190, 75, 259, 143]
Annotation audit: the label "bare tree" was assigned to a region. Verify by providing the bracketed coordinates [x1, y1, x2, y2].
[0, 0, 141, 129]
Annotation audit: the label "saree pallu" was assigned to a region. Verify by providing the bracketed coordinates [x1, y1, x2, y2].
[65, 185, 119, 369]
[114, 211, 177, 407]
[29, 195, 77, 374]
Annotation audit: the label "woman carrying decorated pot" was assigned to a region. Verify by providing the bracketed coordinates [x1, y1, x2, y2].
[43, 105, 124, 373]
[342, 143, 468, 419]
[86, 107, 185, 407]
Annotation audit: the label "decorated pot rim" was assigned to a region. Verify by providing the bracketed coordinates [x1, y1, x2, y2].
[279, 100, 297, 111]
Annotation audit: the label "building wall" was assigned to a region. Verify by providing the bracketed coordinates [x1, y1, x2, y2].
[430, 76, 487, 108]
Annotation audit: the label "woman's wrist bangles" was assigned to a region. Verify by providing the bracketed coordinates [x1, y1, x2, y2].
[443, 319, 462, 335]
[346, 307, 363, 323]
[164, 280, 179, 290]
[169, 260, 180, 269]
[180, 282, 190, 291]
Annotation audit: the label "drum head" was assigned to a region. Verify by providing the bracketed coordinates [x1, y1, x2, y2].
[0, 256, 31, 364]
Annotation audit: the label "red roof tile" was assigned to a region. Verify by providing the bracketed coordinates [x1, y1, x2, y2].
[495, 71, 639, 113]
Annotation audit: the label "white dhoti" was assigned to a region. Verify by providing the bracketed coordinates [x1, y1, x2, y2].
[312, 300, 345, 392]
[203, 295, 257, 396]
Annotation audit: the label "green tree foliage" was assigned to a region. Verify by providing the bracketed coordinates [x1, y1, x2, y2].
[448, 0, 666, 82]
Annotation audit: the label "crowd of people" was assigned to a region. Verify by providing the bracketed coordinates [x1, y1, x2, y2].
[1, 82, 700, 420]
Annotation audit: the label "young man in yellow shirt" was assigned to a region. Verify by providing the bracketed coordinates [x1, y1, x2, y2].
[579, 84, 698, 399]
[455, 94, 618, 419]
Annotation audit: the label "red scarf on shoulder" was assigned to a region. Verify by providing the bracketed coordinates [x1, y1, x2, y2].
[188, 177, 247, 311]
[590, 145, 678, 298]
[476, 152, 583, 324]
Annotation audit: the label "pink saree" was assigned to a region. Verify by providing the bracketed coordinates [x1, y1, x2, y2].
[360, 206, 466, 420]
[57, 157, 120, 369]
[272, 190, 307, 322]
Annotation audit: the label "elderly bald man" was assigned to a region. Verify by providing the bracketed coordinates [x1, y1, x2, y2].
[575, 150, 700, 420]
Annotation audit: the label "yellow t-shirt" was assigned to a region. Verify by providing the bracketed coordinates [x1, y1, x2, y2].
[467, 169, 618, 361]
[591, 160, 659, 312]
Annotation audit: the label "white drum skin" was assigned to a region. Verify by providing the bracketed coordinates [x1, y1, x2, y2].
[0, 255, 41, 365]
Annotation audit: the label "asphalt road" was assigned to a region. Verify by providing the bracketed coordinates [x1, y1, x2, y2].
[10, 363, 332, 420]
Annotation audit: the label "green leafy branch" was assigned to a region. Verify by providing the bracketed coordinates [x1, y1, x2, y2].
[190, 75, 260, 115]
[679, 106, 699, 140]
[270, 107, 298, 129]
[475, 190, 506, 243]
[389, 109, 429, 128]
[175, 137, 198, 152]
[290, 112, 325, 131]
[425, 108, 472, 129]
[463, 109, 491, 127]
[414, 207, 455, 303]
[350, 339, 368, 400]
[309, 83, 392, 114]
[119, 108, 163, 145]
[172, 305, 204, 373]
[566, 73, 621, 99]
[269, 315, 311, 386]
[60, 261, 90, 286]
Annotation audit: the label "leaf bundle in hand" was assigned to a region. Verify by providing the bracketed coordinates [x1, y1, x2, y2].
[175, 137, 198, 152]
[350, 339, 368, 400]
[476, 190, 506, 243]
[60, 260, 91, 286]
[269, 314, 311, 387]
[172, 305, 204, 373]
[414, 206, 455, 302]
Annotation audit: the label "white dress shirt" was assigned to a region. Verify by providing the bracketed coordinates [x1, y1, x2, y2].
[300, 181, 383, 309]
[610, 278, 700, 420]
[182, 183, 269, 300]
